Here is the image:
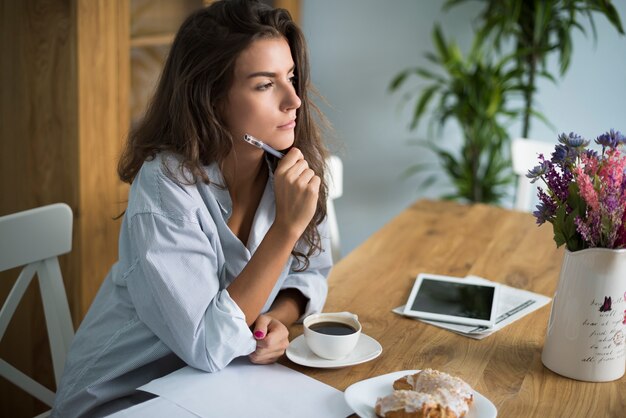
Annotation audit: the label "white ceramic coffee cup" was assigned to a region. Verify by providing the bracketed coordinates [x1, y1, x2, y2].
[303, 312, 362, 360]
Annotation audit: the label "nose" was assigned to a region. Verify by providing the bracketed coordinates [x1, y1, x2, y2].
[281, 84, 301, 112]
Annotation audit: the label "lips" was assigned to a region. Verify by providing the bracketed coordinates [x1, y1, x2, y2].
[278, 119, 296, 129]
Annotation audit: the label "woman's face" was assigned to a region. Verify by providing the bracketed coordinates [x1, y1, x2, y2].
[223, 36, 301, 153]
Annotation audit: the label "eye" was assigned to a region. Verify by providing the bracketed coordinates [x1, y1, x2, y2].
[289, 75, 297, 85]
[256, 81, 274, 91]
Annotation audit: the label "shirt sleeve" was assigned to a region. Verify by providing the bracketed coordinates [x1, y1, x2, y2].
[280, 217, 333, 320]
[125, 211, 256, 373]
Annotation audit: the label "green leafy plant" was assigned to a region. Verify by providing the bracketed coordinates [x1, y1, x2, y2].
[390, 26, 524, 203]
[444, 0, 624, 138]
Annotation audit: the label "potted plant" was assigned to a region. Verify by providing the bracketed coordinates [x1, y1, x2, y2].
[389, 26, 524, 203]
[444, 0, 624, 138]
[391, 1, 623, 205]
[526, 129, 626, 382]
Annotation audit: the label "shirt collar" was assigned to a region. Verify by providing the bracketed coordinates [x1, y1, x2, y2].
[205, 154, 276, 219]
[205, 163, 231, 217]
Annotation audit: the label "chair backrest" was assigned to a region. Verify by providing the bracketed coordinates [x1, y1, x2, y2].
[511, 138, 554, 212]
[325, 155, 343, 262]
[0, 203, 75, 409]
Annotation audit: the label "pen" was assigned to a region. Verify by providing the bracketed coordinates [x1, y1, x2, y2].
[242, 134, 285, 159]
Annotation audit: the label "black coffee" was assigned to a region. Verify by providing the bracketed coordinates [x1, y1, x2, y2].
[308, 321, 357, 336]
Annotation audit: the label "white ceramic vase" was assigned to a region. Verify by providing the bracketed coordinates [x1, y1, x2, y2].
[542, 248, 626, 382]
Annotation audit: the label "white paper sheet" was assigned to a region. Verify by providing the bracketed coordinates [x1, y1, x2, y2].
[106, 397, 200, 418]
[137, 358, 353, 418]
[394, 275, 551, 340]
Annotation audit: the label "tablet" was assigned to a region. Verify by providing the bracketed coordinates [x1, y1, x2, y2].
[403, 273, 500, 328]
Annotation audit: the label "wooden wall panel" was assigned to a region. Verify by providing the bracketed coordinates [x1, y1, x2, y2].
[0, 0, 78, 416]
[1, 0, 128, 416]
[76, 0, 127, 319]
[274, 0, 300, 23]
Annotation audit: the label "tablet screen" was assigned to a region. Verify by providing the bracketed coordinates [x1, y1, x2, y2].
[410, 278, 495, 320]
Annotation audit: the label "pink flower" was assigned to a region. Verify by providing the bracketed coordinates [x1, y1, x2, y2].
[532, 131, 626, 250]
[580, 152, 599, 176]
[574, 166, 599, 212]
[598, 149, 626, 194]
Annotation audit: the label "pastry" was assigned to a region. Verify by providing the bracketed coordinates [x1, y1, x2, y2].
[374, 389, 467, 418]
[393, 369, 473, 405]
[375, 369, 474, 418]
[374, 390, 439, 418]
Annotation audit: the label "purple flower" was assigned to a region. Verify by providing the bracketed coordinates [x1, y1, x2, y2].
[534, 188, 557, 225]
[526, 161, 549, 183]
[603, 193, 625, 247]
[544, 160, 572, 205]
[532, 129, 626, 250]
[533, 201, 553, 225]
[551, 144, 578, 167]
[575, 217, 594, 244]
[558, 132, 589, 148]
[575, 212, 601, 248]
[595, 129, 625, 150]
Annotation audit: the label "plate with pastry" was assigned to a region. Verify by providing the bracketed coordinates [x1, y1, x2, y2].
[344, 368, 497, 418]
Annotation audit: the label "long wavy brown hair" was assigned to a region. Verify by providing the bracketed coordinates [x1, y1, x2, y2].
[118, 0, 329, 270]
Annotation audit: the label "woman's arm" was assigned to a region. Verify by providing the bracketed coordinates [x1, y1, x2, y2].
[247, 219, 332, 365]
[127, 210, 257, 373]
[227, 148, 320, 326]
[247, 289, 306, 364]
[266, 288, 308, 326]
[227, 225, 300, 326]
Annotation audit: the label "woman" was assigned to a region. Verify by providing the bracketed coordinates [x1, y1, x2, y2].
[52, 1, 332, 416]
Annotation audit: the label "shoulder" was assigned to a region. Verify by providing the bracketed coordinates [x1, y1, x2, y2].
[126, 153, 210, 223]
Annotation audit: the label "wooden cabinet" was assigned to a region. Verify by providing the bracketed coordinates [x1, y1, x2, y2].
[1, 1, 300, 416]
[1, 1, 129, 415]
[130, 0, 209, 129]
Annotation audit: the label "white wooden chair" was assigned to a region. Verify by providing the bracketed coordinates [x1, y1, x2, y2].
[511, 138, 554, 212]
[0, 203, 75, 414]
[326, 155, 343, 262]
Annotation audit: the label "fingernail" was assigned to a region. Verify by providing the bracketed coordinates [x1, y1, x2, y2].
[254, 331, 265, 339]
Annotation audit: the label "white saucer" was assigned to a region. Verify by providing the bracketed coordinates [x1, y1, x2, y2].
[286, 333, 382, 368]
[344, 370, 497, 418]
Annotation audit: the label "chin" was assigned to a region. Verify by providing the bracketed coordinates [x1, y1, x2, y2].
[273, 133, 295, 151]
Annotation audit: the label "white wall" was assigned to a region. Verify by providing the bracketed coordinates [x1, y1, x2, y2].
[301, 0, 626, 256]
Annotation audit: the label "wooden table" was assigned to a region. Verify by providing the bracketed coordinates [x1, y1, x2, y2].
[283, 200, 626, 417]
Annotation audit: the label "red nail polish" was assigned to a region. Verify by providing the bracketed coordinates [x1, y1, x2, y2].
[254, 331, 265, 339]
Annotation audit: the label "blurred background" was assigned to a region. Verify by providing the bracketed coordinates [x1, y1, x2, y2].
[1, 0, 625, 416]
[301, 0, 626, 255]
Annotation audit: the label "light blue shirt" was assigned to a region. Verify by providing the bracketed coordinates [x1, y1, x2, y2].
[52, 153, 331, 417]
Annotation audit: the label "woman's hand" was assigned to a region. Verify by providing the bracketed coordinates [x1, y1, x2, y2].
[249, 314, 290, 364]
[272, 148, 320, 240]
